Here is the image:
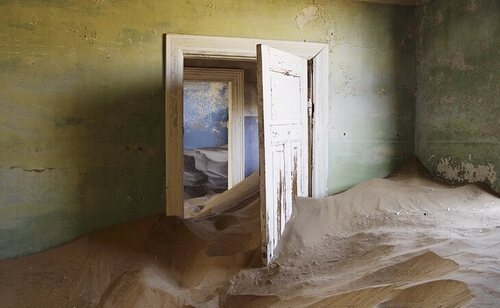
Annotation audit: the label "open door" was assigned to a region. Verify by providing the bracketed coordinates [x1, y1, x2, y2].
[257, 44, 309, 265]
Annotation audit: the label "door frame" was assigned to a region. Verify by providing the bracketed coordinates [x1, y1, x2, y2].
[184, 67, 245, 188]
[165, 34, 329, 217]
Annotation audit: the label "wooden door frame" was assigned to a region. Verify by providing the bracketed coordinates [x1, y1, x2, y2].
[184, 67, 245, 188]
[165, 34, 329, 217]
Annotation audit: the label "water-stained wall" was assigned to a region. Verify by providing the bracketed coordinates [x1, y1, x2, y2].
[0, 0, 416, 259]
[416, 0, 499, 193]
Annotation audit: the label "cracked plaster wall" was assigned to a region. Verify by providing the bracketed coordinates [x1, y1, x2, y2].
[0, 0, 416, 258]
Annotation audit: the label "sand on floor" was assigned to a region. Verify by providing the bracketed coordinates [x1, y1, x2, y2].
[1, 160, 499, 307]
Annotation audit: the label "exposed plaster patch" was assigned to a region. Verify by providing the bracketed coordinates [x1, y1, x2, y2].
[435, 157, 497, 187]
[83, 26, 97, 44]
[72, 24, 97, 44]
[295, 5, 319, 29]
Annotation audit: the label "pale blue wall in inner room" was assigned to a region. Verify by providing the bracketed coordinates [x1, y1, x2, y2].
[245, 116, 259, 177]
[183, 81, 229, 149]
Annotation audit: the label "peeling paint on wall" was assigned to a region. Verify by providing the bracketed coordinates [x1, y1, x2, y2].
[416, 0, 499, 194]
[75, 24, 98, 44]
[435, 157, 497, 187]
[295, 5, 319, 29]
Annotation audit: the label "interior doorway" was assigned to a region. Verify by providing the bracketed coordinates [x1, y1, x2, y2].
[182, 60, 259, 217]
[165, 34, 329, 264]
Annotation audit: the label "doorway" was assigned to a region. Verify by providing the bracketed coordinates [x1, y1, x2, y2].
[182, 60, 259, 217]
[165, 34, 329, 264]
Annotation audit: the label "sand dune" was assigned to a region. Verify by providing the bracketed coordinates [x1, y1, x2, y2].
[1, 160, 499, 307]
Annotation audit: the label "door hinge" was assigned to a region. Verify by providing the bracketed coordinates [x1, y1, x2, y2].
[308, 98, 314, 117]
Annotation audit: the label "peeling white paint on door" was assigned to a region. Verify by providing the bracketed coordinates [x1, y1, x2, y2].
[257, 45, 309, 265]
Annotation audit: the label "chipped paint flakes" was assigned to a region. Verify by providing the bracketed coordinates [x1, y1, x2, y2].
[71, 24, 97, 44]
[203, 1, 216, 16]
[295, 5, 319, 29]
[436, 157, 497, 187]
[82, 27, 97, 44]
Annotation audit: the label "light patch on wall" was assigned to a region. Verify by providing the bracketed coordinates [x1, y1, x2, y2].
[435, 156, 497, 187]
[295, 5, 319, 29]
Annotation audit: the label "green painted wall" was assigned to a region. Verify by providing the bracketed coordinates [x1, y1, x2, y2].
[328, 3, 416, 192]
[0, 0, 416, 259]
[416, 0, 499, 193]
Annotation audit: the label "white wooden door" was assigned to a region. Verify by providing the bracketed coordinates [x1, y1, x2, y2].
[257, 44, 309, 264]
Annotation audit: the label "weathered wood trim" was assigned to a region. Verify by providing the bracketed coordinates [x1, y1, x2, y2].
[184, 67, 245, 188]
[311, 47, 329, 198]
[256, 44, 269, 264]
[165, 34, 329, 218]
[165, 34, 184, 217]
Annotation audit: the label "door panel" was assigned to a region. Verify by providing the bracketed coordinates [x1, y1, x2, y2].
[257, 44, 309, 264]
[270, 72, 302, 121]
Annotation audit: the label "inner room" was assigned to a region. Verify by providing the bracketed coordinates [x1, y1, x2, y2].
[182, 58, 259, 217]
